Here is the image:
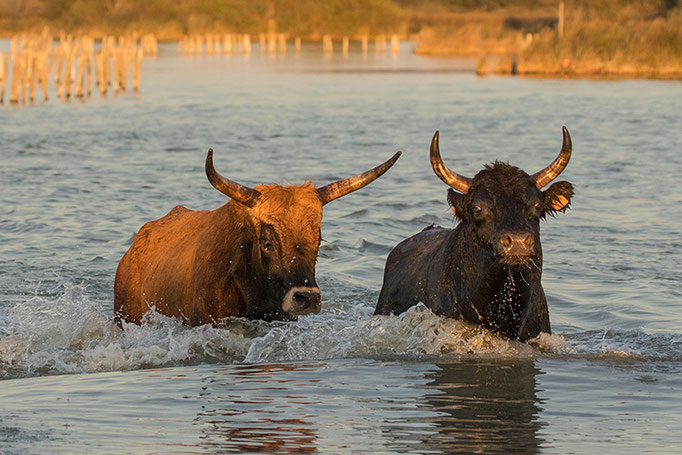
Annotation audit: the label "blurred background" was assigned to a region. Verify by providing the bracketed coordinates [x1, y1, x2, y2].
[1, 0, 680, 78]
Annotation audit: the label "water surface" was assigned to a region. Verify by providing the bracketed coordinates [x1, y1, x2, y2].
[1, 42, 681, 454]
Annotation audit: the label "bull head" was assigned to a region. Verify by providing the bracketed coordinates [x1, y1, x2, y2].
[430, 127, 574, 266]
[205, 149, 401, 320]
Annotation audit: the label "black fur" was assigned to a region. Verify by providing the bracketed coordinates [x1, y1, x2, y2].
[375, 162, 573, 341]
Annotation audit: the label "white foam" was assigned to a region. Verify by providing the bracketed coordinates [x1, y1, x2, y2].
[245, 303, 543, 363]
[4, 283, 674, 379]
[0, 284, 254, 378]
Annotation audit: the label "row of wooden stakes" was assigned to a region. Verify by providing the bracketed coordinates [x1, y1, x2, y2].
[0, 33, 157, 105]
[178, 33, 402, 57]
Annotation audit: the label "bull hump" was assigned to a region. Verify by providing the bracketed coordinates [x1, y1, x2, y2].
[169, 205, 191, 217]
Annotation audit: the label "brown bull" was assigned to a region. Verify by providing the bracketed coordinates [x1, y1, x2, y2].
[114, 148, 401, 326]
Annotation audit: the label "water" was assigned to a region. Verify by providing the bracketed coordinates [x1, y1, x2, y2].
[1, 42, 682, 454]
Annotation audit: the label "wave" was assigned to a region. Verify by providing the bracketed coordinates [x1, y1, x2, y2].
[1, 283, 680, 379]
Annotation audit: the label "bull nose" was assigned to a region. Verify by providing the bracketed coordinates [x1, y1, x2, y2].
[293, 290, 321, 309]
[283, 286, 322, 316]
[497, 231, 535, 259]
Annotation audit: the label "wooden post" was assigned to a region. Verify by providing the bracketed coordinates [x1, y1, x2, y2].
[244, 35, 251, 55]
[259, 33, 266, 54]
[133, 47, 143, 91]
[295, 37, 301, 55]
[57, 51, 67, 98]
[10, 36, 18, 57]
[361, 35, 368, 54]
[65, 52, 75, 99]
[323, 35, 333, 54]
[342, 36, 349, 56]
[124, 47, 133, 90]
[86, 49, 93, 96]
[391, 34, 400, 55]
[54, 45, 64, 84]
[103, 49, 111, 93]
[268, 33, 276, 55]
[75, 54, 85, 98]
[20, 52, 29, 103]
[96, 51, 103, 94]
[197, 35, 203, 56]
[277, 34, 286, 54]
[206, 34, 213, 55]
[224, 34, 232, 55]
[112, 49, 120, 94]
[558, 1, 565, 39]
[213, 34, 221, 55]
[236, 34, 243, 53]
[27, 51, 37, 102]
[9, 51, 24, 103]
[37, 52, 49, 101]
[0, 51, 5, 103]
[144, 34, 158, 56]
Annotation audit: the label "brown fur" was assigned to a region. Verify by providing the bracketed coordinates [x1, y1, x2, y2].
[114, 182, 324, 326]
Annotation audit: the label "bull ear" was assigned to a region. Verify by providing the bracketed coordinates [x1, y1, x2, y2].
[542, 181, 574, 214]
[446, 189, 466, 219]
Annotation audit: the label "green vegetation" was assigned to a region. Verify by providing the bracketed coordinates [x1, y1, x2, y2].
[0, 0, 406, 39]
[413, 0, 682, 77]
[518, 2, 682, 76]
[1, 0, 680, 77]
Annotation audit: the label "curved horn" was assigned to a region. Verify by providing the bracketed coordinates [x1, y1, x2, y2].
[531, 126, 572, 189]
[205, 148, 261, 207]
[430, 131, 472, 193]
[316, 151, 402, 205]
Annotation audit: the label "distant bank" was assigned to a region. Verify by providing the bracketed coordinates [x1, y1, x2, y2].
[1, 0, 680, 79]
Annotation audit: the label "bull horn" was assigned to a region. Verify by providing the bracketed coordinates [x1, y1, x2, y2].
[316, 151, 402, 205]
[205, 148, 261, 207]
[531, 126, 572, 189]
[430, 131, 473, 193]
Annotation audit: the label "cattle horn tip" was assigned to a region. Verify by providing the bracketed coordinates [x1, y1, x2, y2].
[429, 130, 472, 194]
[205, 148, 260, 207]
[531, 126, 572, 189]
[316, 151, 402, 205]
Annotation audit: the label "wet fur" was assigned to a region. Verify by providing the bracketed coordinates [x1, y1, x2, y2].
[114, 183, 323, 326]
[375, 162, 572, 341]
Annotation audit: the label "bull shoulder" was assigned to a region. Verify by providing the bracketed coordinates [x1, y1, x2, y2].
[376, 226, 452, 315]
[388, 226, 450, 263]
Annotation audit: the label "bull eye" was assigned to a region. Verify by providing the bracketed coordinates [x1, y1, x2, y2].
[472, 205, 483, 216]
[260, 239, 273, 252]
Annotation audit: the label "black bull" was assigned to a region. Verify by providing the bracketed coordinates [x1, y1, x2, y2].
[375, 128, 574, 341]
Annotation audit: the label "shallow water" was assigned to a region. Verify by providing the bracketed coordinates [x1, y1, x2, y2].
[1, 42, 681, 454]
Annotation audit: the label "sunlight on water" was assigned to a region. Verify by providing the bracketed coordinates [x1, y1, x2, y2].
[1, 40, 681, 453]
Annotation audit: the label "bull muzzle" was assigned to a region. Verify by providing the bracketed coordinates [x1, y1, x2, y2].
[282, 286, 322, 316]
[497, 231, 535, 265]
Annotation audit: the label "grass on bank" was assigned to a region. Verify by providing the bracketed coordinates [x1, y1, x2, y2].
[1, 0, 680, 77]
[416, 0, 682, 77]
[0, 0, 407, 40]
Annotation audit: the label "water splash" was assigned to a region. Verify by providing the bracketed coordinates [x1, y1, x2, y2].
[0, 284, 255, 378]
[245, 303, 562, 363]
[1, 283, 679, 379]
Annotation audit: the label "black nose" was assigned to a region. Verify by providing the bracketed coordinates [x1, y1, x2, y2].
[497, 231, 535, 259]
[293, 290, 322, 313]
